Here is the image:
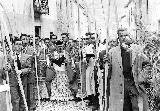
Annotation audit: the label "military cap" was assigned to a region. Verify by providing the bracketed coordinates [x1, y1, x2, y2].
[50, 32, 57, 39]
[44, 38, 50, 41]
[61, 33, 69, 36]
[85, 32, 95, 36]
[61, 33, 69, 39]
[20, 33, 28, 40]
[14, 37, 21, 42]
[55, 40, 63, 46]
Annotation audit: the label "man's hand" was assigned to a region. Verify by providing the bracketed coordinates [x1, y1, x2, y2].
[33, 51, 37, 56]
[103, 53, 111, 64]
[21, 68, 31, 74]
[16, 70, 22, 75]
[4, 63, 11, 71]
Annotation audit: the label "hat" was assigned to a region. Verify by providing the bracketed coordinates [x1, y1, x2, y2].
[20, 34, 28, 40]
[50, 32, 57, 39]
[44, 38, 50, 41]
[21, 33, 27, 36]
[91, 36, 96, 40]
[14, 37, 22, 43]
[69, 39, 73, 42]
[85, 32, 95, 36]
[61, 33, 69, 39]
[61, 33, 69, 36]
[73, 40, 77, 42]
[55, 40, 63, 46]
[117, 28, 128, 36]
[82, 34, 90, 41]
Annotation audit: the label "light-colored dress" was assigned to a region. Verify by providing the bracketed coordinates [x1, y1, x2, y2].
[97, 66, 104, 111]
[50, 63, 73, 101]
[86, 57, 95, 96]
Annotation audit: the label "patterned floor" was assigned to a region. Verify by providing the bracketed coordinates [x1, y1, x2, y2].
[35, 101, 93, 111]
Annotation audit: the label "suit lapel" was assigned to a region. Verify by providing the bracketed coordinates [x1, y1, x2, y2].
[115, 46, 123, 71]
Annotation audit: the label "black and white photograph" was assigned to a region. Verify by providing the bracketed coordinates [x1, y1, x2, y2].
[0, 0, 159, 111]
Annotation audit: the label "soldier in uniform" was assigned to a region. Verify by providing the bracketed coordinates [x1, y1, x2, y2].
[14, 37, 32, 111]
[50, 33, 57, 44]
[6, 37, 21, 111]
[21, 34, 28, 47]
[5, 37, 22, 111]
[21, 34, 31, 54]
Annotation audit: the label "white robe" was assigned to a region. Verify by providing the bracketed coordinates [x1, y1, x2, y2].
[86, 57, 95, 96]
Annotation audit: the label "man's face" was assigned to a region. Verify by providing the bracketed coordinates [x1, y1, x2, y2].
[54, 51, 59, 59]
[62, 35, 69, 42]
[14, 41, 22, 53]
[29, 36, 39, 45]
[35, 37, 39, 44]
[51, 36, 57, 42]
[88, 38, 92, 44]
[26, 57, 32, 67]
[45, 40, 49, 45]
[118, 30, 128, 44]
[21, 36, 28, 44]
[29, 37, 33, 44]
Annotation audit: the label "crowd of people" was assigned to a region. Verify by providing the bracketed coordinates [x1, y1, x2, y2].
[0, 28, 159, 111]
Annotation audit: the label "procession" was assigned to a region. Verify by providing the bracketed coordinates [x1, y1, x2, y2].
[0, 0, 160, 111]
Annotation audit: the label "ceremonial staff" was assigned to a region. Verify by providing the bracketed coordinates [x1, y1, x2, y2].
[0, 8, 28, 111]
[100, 0, 111, 110]
[77, 0, 85, 109]
[30, 0, 41, 109]
[92, 0, 99, 62]
[1, 27, 12, 111]
[33, 35, 41, 111]
[32, 22, 41, 111]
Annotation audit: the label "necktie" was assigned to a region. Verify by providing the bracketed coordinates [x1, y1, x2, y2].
[16, 54, 21, 70]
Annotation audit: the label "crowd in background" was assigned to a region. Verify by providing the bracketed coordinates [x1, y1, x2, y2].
[1, 28, 160, 111]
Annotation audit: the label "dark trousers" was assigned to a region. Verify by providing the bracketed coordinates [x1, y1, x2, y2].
[10, 85, 20, 111]
[19, 76, 28, 111]
[45, 82, 51, 97]
[123, 79, 139, 111]
[28, 83, 36, 111]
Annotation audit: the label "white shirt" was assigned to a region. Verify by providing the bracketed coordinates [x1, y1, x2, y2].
[46, 54, 50, 66]
[0, 51, 4, 69]
[84, 44, 94, 54]
[98, 43, 106, 52]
